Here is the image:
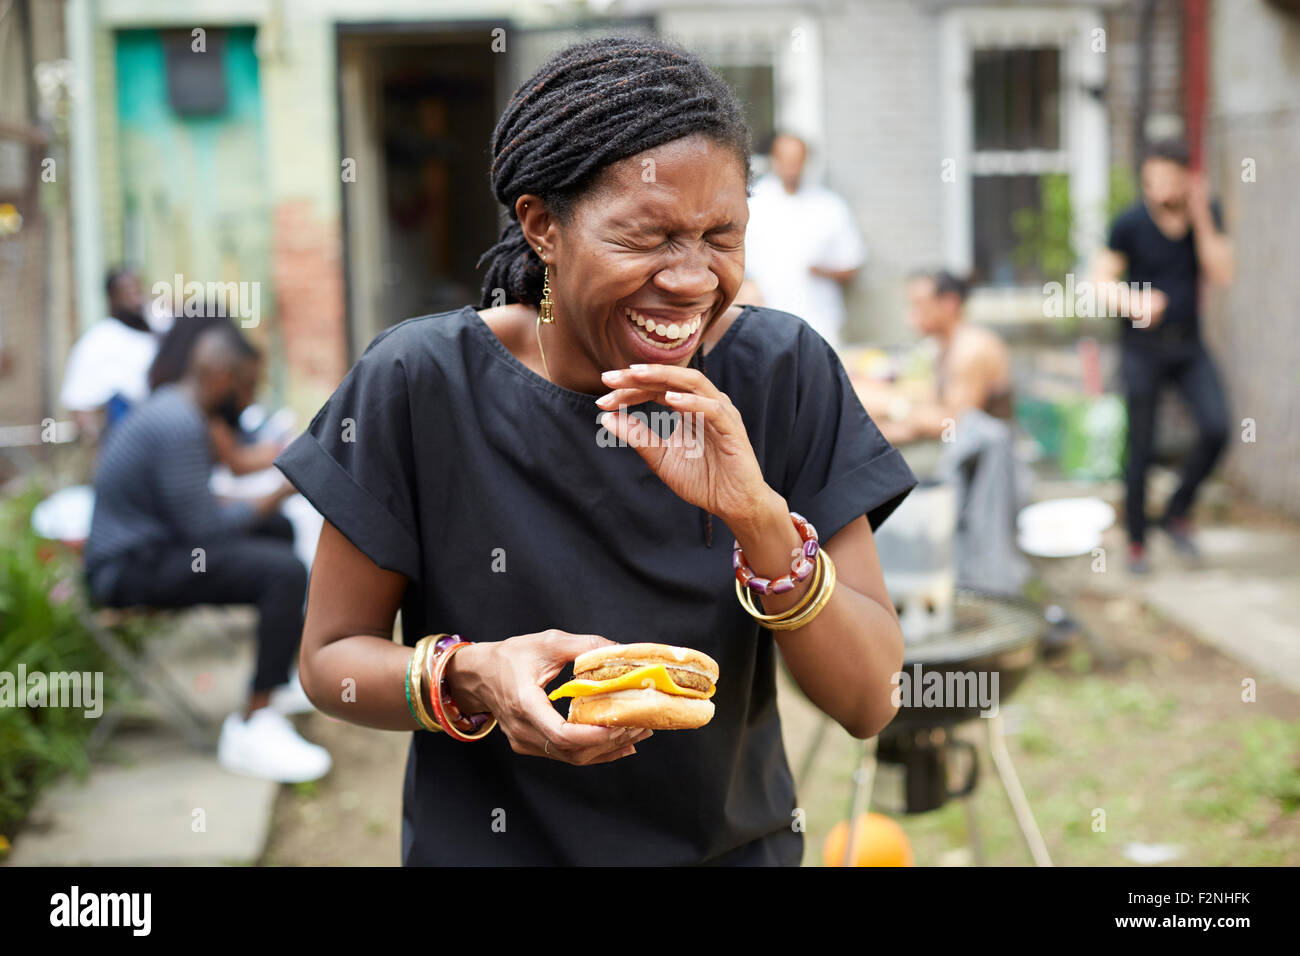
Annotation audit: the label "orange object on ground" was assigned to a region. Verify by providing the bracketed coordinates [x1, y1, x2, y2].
[823, 813, 914, 867]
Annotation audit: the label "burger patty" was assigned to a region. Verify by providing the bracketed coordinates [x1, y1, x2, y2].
[577, 663, 714, 693]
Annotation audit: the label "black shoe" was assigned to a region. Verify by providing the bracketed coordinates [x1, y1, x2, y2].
[1159, 517, 1201, 561]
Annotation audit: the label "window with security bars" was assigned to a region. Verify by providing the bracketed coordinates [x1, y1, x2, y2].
[970, 46, 1064, 286]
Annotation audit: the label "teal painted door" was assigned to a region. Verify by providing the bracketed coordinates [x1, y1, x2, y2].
[114, 27, 272, 331]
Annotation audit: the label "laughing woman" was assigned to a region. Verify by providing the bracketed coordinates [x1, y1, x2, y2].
[276, 34, 916, 865]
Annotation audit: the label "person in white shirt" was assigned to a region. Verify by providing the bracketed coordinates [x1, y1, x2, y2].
[60, 269, 164, 444]
[743, 133, 866, 352]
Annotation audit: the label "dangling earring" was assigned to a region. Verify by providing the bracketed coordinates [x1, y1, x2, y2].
[538, 249, 556, 325]
[535, 246, 554, 382]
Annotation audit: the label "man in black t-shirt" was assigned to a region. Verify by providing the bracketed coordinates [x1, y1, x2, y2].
[1093, 139, 1235, 573]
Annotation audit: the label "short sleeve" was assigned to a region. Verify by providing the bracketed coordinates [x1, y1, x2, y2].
[1106, 209, 1133, 258]
[60, 334, 106, 411]
[275, 329, 422, 579]
[779, 327, 917, 543]
[60, 324, 142, 411]
[818, 196, 867, 272]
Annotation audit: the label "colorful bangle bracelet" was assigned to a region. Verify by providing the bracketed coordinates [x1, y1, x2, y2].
[404, 656, 420, 726]
[733, 511, 820, 596]
[426, 635, 498, 742]
[425, 635, 478, 735]
[408, 642, 444, 733]
[406, 639, 441, 732]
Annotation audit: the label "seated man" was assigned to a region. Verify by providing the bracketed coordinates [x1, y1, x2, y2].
[84, 324, 330, 783]
[60, 269, 164, 446]
[148, 311, 288, 475]
[856, 270, 1012, 445]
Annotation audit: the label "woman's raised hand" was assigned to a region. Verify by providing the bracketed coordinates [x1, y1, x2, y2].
[446, 629, 653, 764]
[596, 364, 773, 530]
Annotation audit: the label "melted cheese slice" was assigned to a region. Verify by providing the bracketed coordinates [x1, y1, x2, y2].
[548, 663, 716, 701]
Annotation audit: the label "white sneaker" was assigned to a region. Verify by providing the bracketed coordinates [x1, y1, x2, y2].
[218, 708, 332, 783]
[269, 673, 316, 715]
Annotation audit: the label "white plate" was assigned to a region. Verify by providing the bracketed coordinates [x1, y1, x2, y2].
[1017, 527, 1103, 558]
[1016, 497, 1115, 558]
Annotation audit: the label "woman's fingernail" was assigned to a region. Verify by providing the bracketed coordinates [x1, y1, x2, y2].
[664, 391, 681, 401]
[629, 363, 648, 371]
[595, 391, 615, 405]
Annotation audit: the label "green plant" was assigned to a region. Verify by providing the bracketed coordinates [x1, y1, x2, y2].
[1106, 164, 1138, 225]
[0, 486, 120, 836]
[1011, 163, 1142, 333]
[1012, 172, 1077, 285]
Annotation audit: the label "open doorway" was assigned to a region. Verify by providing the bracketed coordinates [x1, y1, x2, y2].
[338, 24, 504, 359]
[337, 18, 657, 360]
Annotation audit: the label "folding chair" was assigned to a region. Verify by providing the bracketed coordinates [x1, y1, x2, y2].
[85, 607, 219, 753]
[34, 488, 253, 754]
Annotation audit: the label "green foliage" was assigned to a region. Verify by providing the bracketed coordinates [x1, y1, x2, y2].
[1012, 172, 1077, 285]
[1011, 164, 1141, 293]
[1180, 719, 1300, 820]
[1107, 164, 1139, 224]
[0, 487, 117, 836]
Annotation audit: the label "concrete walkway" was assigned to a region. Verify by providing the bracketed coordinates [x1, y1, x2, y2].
[6, 608, 283, 866]
[1032, 474, 1300, 694]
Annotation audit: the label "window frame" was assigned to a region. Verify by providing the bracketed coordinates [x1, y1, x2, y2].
[941, 6, 1108, 319]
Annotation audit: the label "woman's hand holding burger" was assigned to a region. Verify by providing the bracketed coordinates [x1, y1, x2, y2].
[445, 630, 653, 764]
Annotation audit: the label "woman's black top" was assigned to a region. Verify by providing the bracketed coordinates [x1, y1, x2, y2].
[276, 304, 916, 865]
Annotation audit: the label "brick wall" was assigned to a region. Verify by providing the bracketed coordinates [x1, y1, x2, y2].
[272, 200, 348, 417]
[0, 0, 74, 453]
[821, 0, 946, 346]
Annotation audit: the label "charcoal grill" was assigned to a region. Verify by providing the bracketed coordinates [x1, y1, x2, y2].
[798, 589, 1052, 866]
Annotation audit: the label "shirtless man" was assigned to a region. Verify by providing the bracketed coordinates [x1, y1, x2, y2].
[857, 270, 1011, 446]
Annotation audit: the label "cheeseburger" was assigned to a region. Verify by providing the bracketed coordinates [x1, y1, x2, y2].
[548, 643, 719, 729]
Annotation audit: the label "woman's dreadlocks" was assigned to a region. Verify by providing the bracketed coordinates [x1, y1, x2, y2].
[477, 33, 752, 309]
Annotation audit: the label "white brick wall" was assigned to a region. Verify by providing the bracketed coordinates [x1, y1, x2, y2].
[820, 0, 946, 346]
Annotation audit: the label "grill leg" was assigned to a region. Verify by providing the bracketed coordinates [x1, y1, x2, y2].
[796, 714, 831, 787]
[841, 735, 878, 867]
[985, 712, 1053, 866]
[960, 793, 986, 866]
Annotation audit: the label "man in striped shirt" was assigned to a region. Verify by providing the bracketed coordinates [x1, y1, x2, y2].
[85, 325, 331, 783]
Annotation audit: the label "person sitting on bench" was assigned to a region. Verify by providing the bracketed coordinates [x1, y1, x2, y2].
[83, 324, 331, 783]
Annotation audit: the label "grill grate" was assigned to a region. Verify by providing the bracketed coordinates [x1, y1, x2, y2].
[901, 590, 1046, 666]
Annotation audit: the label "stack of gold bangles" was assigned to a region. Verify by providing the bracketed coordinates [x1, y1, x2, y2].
[405, 633, 497, 741]
[733, 512, 838, 631]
